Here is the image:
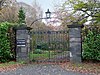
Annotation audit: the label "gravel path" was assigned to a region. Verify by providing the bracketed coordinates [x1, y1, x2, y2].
[0, 64, 94, 75]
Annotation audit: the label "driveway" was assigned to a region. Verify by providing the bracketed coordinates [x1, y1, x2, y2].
[0, 64, 94, 75]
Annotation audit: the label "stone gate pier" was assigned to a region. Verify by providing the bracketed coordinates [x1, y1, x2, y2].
[14, 25, 32, 62]
[68, 23, 84, 63]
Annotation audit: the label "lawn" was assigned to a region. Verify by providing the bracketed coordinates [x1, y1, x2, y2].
[30, 51, 54, 60]
[30, 50, 68, 61]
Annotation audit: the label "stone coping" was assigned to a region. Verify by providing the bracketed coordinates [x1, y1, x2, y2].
[13, 25, 32, 30]
[67, 25, 84, 28]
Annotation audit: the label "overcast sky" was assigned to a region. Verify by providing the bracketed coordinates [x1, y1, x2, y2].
[17, 0, 65, 12]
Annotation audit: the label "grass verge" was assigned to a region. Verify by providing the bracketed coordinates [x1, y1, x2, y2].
[0, 61, 24, 72]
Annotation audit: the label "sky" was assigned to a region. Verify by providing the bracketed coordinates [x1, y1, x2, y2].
[17, 0, 64, 13]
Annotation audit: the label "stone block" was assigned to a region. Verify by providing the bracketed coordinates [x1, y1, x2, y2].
[69, 28, 81, 38]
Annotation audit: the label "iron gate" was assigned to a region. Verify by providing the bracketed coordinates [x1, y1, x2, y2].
[31, 30, 69, 63]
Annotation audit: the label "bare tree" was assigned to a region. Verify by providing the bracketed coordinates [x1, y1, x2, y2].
[0, 0, 6, 10]
[53, 1, 84, 28]
[0, 6, 18, 22]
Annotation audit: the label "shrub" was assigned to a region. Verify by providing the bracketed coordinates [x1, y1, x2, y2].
[82, 28, 100, 61]
[0, 22, 12, 63]
[33, 49, 42, 54]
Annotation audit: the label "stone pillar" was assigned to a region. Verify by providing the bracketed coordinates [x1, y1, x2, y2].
[68, 24, 83, 63]
[15, 25, 32, 62]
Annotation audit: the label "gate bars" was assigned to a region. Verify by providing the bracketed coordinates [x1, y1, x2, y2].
[30, 30, 69, 63]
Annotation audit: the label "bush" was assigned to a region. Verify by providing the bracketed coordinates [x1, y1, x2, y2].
[0, 22, 12, 63]
[41, 43, 49, 50]
[82, 29, 100, 61]
[33, 49, 42, 54]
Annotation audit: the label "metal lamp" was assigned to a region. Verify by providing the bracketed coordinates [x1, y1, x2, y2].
[45, 9, 51, 19]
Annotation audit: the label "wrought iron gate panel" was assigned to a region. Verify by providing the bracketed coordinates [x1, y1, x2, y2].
[31, 30, 69, 63]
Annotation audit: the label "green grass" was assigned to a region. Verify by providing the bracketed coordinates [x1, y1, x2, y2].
[29, 51, 56, 60]
[33, 53, 49, 58]
[29, 50, 68, 61]
[32, 51, 53, 59]
[0, 61, 20, 67]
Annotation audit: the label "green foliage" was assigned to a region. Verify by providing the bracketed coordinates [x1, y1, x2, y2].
[41, 43, 49, 50]
[94, 13, 100, 24]
[18, 7, 26, 24]
[63, 0, 100, 24]
[0, 22, 12, 63]
[74, 1, 87, 10]
[33, 49, 42, 54]
[74, 0, 100, 24]
[82, 27, 100, 61]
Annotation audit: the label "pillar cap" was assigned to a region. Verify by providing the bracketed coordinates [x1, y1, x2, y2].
[14, 25, 32, 30]
[67, 22, 84, 28]
[67, 25, 84, 28]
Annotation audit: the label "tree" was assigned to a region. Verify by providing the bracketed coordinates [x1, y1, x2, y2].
[0, 0, 18, 23]
[53, 1, 81, 29]
[0, 6, 18, 23]
[54, 0, 100, 26]
[18, 7, 26, 24]
[0, 0, 6, 10]
[63, 0, 100, 24]
[31, 1, 44, 29]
